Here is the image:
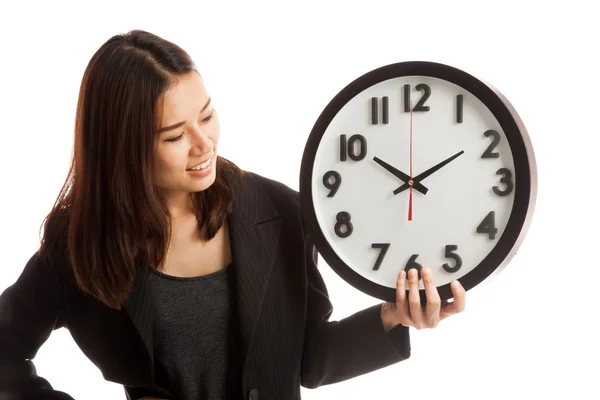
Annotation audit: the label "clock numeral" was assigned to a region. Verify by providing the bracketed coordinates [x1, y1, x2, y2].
[403, 84, 431, 112]
[477, 211, 498, 240]
[481, 129, 501, 158]
[404, 254, 423, 280]
[371, 96, 389, 125]
[334, 211, 353, 238]
[371, 243, 390, 271]
[456, 94, 463, 123]
[322, 170, 341, 197]
[340, 134, 367, 162]
[493, 168, 514, 196]
[442, 245, 463, 273]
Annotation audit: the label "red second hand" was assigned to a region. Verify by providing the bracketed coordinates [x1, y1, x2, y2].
[408, 100, 413, 221]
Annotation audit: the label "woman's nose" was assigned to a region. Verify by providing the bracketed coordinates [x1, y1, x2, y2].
[189, 126, 213, 153]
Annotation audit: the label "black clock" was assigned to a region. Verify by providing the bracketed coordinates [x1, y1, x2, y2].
[299, 61, 537, 303]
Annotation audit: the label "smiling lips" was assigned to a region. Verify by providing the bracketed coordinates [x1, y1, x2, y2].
[186, 151, 214, 171]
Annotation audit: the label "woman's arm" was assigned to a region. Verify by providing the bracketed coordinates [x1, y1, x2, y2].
[0, 251, 75, 400]
[299, 235, 411, 389]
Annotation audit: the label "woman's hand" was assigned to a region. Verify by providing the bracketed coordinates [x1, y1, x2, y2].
[381, 267, 466, 331]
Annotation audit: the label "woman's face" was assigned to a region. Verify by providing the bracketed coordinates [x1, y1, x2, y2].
[153, 72, 220, 205]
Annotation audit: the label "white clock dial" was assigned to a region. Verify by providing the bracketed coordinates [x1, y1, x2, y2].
[301, 61, 536, 303]
[311, 76, 515, 290]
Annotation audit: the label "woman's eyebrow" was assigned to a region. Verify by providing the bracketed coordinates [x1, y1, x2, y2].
[158, 97, 212, 134]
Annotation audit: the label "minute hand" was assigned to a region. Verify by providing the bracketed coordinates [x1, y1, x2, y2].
[393, 150, 465, 195]
[373, 156, 429, 195]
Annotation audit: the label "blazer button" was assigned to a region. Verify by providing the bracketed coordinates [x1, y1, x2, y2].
[248, 388, 259, 400]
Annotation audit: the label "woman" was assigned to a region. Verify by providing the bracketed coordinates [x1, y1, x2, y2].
[0, 30, 466, 400]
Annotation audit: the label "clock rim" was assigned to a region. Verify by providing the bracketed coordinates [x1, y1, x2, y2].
[299, 60, 537, 303]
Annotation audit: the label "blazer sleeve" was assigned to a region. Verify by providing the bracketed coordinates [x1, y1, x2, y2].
[0, 250, 75, 400]
[300, 234, 411, 389]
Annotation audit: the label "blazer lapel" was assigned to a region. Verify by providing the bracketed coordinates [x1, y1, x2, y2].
[228, 173, 282, 369]
[121, 172, 282, 384]
[121, 251, 155, 379]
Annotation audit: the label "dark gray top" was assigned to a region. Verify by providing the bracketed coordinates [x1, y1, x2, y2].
[148, 262, 240, 400]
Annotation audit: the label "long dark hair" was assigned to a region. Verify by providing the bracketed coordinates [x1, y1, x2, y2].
[38, 29, 245, 309]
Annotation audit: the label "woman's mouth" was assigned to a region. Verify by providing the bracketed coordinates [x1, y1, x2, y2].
[187, 157, 212, 171]
[186, 151, 215, 171]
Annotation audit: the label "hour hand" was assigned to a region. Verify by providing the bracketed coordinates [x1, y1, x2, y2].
[372, 156, 429, 195]
[393, 150, 465, 195]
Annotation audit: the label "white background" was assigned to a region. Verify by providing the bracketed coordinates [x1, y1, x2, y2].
[0, 1, 598, 399]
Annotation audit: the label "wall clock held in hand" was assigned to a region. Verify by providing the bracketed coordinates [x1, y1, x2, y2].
[299, 61, 537, 304]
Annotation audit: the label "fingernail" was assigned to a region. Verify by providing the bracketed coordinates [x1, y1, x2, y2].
[399, 270, 405, 279]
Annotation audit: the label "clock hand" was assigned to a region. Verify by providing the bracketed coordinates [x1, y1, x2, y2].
[393, 150, 465, 195]
[372, 156, 429, 195]
[408, 99, 413, 221]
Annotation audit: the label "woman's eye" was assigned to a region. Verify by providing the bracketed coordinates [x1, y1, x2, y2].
[165, 133, 184, 142]
[164, 113, 212, 142]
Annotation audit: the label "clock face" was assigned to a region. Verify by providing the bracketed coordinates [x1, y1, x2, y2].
[300, 62, 536, 303]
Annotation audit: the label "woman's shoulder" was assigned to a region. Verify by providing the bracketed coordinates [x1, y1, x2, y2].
[238, 170, 311, 245]
[240, 170, 301, 210]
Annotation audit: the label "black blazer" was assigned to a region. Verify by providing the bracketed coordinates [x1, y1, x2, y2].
[0, 171, 411, 400]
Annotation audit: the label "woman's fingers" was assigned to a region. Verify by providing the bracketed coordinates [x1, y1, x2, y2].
[407, 268, 424, 327]
[441, 280, 466, 320]
[395, 269, 412, 326]
[422, 268, 441, 327]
